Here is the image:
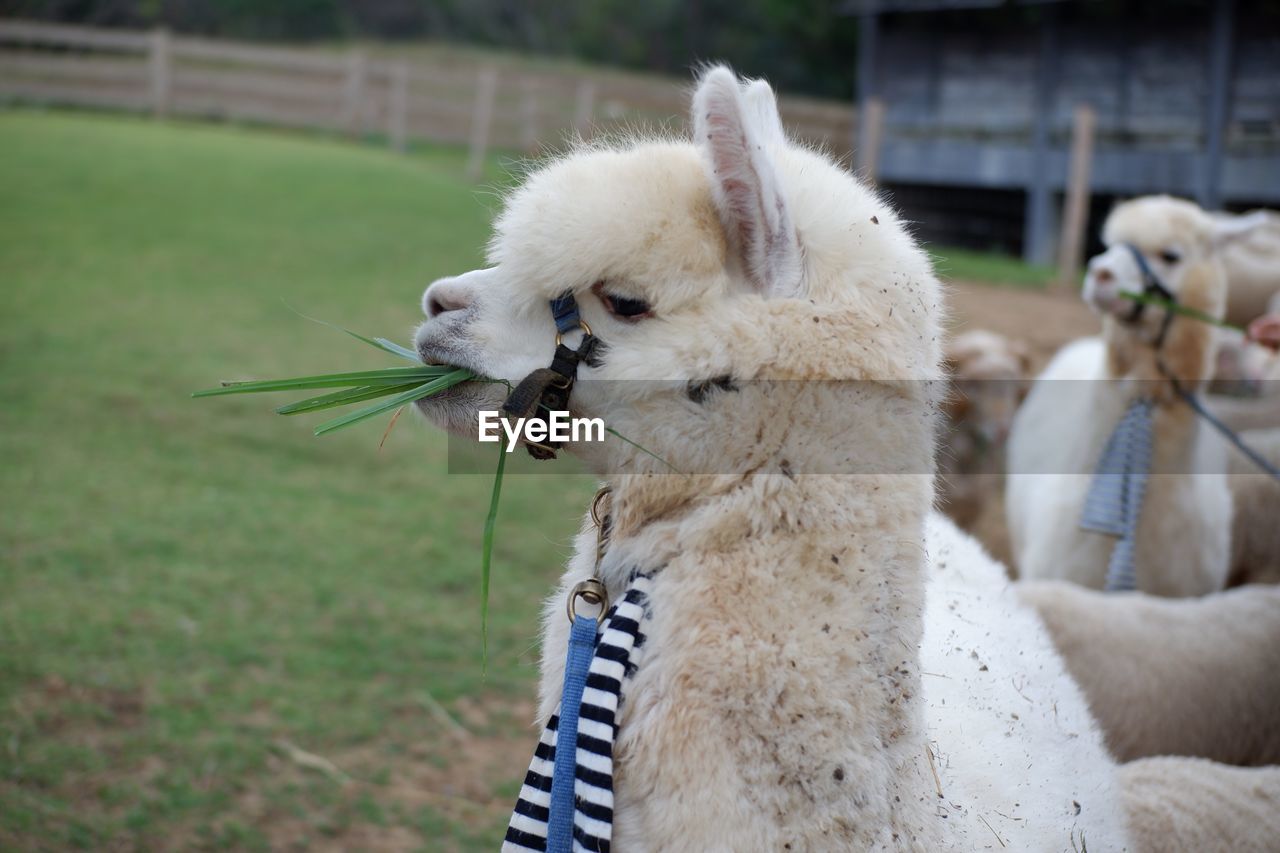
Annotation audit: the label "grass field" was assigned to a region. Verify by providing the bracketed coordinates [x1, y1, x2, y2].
[0, 107, 1052, 851]
[0, 109, 596, 851]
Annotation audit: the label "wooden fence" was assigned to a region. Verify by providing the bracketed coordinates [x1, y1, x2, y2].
[0, 19, 857, 180]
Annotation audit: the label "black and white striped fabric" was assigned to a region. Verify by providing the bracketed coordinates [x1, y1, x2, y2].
[503, 571, 655, 853]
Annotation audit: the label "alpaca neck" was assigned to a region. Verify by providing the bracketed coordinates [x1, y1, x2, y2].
[599, 467, 939, 844]
[1096, 317, 1207, 458]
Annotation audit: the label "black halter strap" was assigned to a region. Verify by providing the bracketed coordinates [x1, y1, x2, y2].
[1121, 243, 1177, 351]
[499, 293, 601, 460]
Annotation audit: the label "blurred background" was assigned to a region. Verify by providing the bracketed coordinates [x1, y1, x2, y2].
[1, 1, 1276, 850]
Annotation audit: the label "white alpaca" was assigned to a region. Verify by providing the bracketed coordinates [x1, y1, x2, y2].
[1006, 196, 1263, 596]
[411, 68, 1263, 850]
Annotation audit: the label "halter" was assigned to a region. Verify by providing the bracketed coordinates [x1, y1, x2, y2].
[1120, 242, 1177, 351]
[500, 293, 602, 459]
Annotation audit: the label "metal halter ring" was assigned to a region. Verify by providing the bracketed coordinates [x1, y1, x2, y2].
[555, 318, 592, 348]
[566, 578, 609, 623]
[590, 486, 613, 529]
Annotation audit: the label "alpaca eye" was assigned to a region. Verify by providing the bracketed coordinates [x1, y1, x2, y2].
[600, 291, 652, 321]
[1158, 249, 1182, 265]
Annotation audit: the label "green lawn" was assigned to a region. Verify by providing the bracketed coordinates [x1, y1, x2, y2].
[0, 109, 595, 851]
[929, 245, 1054, 289]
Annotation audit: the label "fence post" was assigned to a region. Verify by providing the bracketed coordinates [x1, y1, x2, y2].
[387, 61, 409, 153]
[466, 68, 498, 180]
[341, 49, 366, 137]
[573, 80, 596, 140]
[856, 96, 885, 184]
[520, 79, 538, 155]
[148, 27, 171, 118]
[1056, 104, 1097, 292]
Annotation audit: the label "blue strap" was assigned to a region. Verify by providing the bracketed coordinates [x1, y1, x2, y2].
[550, 293, 582, 335]
[547, 614, 597, 851]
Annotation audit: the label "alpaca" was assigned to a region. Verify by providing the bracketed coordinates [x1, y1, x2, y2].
[409, 67, 1276, 850]
[1226, 428, 1280, 587]
[1211, 325, 1280, 398]
[1005, 196, 1266, 595]
[937, 329, 1029, 568]
[1213, 208, 1280, 328]
[938, 329, 1029, 526]
[1019, 580, 1280, 766]
[1119, 757, 1280, 853]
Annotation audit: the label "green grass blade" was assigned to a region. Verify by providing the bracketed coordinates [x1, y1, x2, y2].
[480, 442, 507, 672]
[606, 426, 682, 473]
[372, 337, 423, 362]
[312, 369, 472, 435]
[1119, 291, 1244, 333]
[192, 366, 453, 397]
[282, 300, 423, 363]
[274, 383, 422, 415]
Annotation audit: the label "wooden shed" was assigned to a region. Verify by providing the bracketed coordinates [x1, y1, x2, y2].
[843, 0, 1280, 262]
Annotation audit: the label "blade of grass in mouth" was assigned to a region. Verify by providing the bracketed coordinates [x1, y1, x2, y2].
[1119, 291, 1244, 333]
[479, 440, 507, 670]
[192, 365, 455, 397]
[274, 383, 424, 415]
[281, 299, 425, 363]
[313, 368, 473, 435]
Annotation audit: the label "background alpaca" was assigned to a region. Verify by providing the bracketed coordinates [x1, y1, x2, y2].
[1213, 209, 1280, 328]
[1226, 428, 1280, 587]
[1005, 196, 1258, 595]
[937, 329, 1028, 567]
[938, 329, 1028, 527]
[1119, 758, 1280, 852]
[1019, 580, 1280, 766]
[413, 66, 1139, 850]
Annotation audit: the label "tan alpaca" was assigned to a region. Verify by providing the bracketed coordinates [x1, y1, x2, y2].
[1006, 196, 1263, 596]
[1020, 580, 1280, 766]
[408, 67, 1280, 850]
[1213, 208, 1280, 328]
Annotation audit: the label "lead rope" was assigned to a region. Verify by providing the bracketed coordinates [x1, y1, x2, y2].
[1122, 242, 1279, 483]
[504, 489, 657, 853]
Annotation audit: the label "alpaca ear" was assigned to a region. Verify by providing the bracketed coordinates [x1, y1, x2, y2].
[693, 66, 802, 298]
[1211, 210, 1270, 248]
[741, 78, 787, 148]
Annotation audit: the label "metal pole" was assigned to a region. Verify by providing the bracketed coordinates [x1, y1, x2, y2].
[1201, 0, 1235, 210]
[1057, 104, 1097, 291]
[856, 8, 880, 176]
[1023, 7, 1059, 266]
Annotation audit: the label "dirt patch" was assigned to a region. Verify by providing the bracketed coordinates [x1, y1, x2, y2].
[947, 280, 1097, 371]
[233, 694, 539, 852]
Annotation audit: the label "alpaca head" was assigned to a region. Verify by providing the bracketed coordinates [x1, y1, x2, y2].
[413, 66, 942, 479]
[1083, 195, 1265, 339]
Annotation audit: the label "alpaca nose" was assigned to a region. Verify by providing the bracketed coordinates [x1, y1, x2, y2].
[423, 276, 474, 318]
